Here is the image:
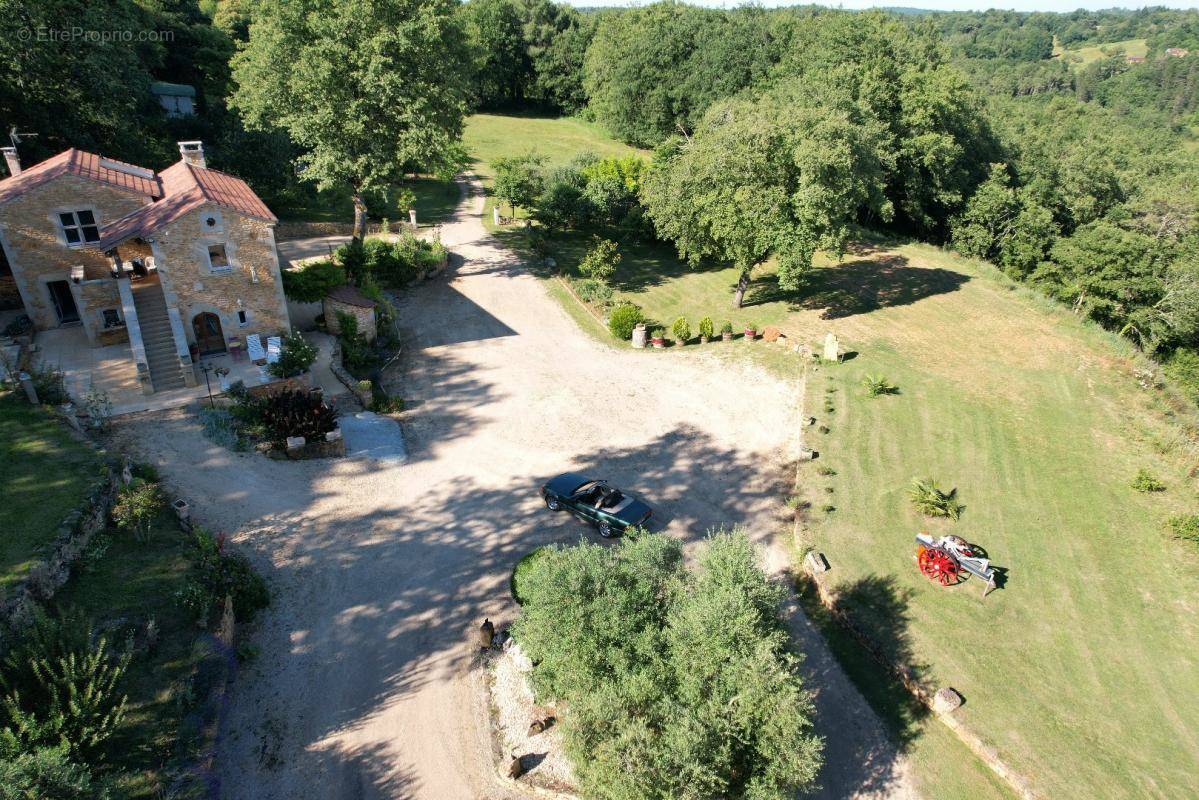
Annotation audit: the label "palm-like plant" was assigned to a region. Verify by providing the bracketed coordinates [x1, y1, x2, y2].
[907, 478, 964, 520]
[862, 375, 899, 396]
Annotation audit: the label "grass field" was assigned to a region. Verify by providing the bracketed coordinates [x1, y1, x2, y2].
[52, 513, 208, 798]
[468, 116, 1199, 798]
[1054, 36, 1149, 66]
[464, 113, 646, 181]
[0, 391, 102, 596]
[277, 176, 460, 227]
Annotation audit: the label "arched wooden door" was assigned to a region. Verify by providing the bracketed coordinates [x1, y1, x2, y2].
[192, 312, 226, 355]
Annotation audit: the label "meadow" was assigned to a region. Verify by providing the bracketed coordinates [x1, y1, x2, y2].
[467, 113, 1199, 799]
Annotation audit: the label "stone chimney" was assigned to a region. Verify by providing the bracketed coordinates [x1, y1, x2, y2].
[1, 147, 20, 177]
[178, 140, 206, 169]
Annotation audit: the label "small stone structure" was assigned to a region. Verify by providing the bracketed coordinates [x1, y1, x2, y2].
[762, 325, 782, 343]
[323, 285, 377, 343]
[822, 332, 840, 362]
[933, 686, 964, 715]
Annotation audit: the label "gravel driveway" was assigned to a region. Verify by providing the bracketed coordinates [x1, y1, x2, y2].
[115, 178, 915, 800]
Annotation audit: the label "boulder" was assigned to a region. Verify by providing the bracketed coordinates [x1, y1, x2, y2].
[933, 686, 963, 715]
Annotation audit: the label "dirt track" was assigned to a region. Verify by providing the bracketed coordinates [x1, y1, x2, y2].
[115, 178, 915, 799]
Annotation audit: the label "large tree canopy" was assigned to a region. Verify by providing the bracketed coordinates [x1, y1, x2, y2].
[231, 0, 472, 241]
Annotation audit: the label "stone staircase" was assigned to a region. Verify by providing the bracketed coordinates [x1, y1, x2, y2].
[131, 281, 185, 392]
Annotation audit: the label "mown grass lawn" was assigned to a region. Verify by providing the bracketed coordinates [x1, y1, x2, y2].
[0, 391, 102, 596]
[470, 114, 1199, 799]
[51, 513, 206, 798]
[1054, 36, 1148, 66]
[277, 176, 460, 227]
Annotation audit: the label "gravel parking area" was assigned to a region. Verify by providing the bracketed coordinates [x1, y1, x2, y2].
[112, 178, 915, 800]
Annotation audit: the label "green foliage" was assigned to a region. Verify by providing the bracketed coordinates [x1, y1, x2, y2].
[0, 744, 104, 800]
[198, 408, 248, 452]
[177, 529, 270, 628]
[511, 530, 822, 799]
[1166, 514, 1199, 545]
[510, 546, 551, 605]
[281, 260, 345, 303]
[607, 302, 645, 340]
[111, 481, 165, 543]
[336, 312, 379, 375]
[862, 375, 900, 396]
[670, 316, 691, 344]
[257, 390, 337, 445]
[577, 237, 621, 283]
[342, 233, 446, 288]
[268, 332, 317, 379]
[719, 320, 734, 335]
[0, 612, 129, 761]
[460, 0, 529, 109]
[231, 0, 472, 235]
[907, 478, 965, 520]
[1130, 468, 1166, 493]
[572, 278, 614, 307]
[493, 152, 547, 215]
[697, 317, 714, 339]
[951, 163, 1058, 278]
[27, 364, 68, 407]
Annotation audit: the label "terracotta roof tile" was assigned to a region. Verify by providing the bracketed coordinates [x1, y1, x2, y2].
[0, 148, 162, 206]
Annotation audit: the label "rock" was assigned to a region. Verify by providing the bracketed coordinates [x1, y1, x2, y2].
[479, 618, 495, 649]
[762, 325, 782, 342]
[932, 686, 963, 715]
[325, 428, 342, 442]
[507, 642, 533, 672]
[822, 332, 840, 362]
[286, 436, 306, 450]
[804, 551, 830, 575]
[798, 448, 817, 461]
[527, 719, 545, 736]
[507, 755, 525, 779]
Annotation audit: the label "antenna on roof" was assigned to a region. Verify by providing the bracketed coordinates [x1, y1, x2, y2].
[8, 127, 37, 149]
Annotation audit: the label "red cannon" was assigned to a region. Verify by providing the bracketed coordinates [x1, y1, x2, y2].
[915, 532, 997, 597]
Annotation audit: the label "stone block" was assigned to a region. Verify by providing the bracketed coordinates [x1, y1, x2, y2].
[762, 325, 782, 342]
[932, 686, 963, 715]
[325, 428, 342, 442]
[285, 436, 306, 450]
[804, 551, 830, 575]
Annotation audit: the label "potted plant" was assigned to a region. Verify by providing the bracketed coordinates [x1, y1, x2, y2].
[698, 317, 714, 344]
[744, 321, 758, 340]
[650, 327, 667, 348]
[671, 316, 691, 346]
[720, 320, 734, 342]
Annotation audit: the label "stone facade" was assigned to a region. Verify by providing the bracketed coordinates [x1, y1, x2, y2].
[0, 174, 150, 337]
[149, 207, 290, 352]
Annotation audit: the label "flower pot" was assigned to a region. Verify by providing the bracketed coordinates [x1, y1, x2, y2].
[744, 328, 757, 340]
[699, 335, 709, 344]
[721, 332, 733, 342]
[651, 337, 666, 348]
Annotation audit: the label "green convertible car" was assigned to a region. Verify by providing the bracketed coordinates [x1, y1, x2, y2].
[541, 472, 654, 538]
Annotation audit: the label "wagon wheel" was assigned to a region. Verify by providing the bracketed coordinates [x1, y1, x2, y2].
[917, 546, 961, 586]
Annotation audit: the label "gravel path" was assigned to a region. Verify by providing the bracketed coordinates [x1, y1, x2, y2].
[114, 177, 915, 799]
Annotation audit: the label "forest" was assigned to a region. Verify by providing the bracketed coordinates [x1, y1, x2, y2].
[2, 1, 1198, 379]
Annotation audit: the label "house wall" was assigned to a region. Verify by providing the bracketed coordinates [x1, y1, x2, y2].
[0, 174, 150, 337]
[150, 205, 290, 352]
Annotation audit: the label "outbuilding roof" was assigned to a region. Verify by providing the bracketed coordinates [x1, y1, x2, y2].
[325, 284, 377, 309]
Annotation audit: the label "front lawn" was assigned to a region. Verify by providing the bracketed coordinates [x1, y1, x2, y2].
[0, 391, 102, 596]
[277, 176, 460, 227]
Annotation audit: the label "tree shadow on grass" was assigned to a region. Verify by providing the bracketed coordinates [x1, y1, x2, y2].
[745, 255, 970, 320]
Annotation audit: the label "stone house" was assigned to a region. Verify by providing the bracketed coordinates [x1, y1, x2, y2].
[0, 141, 290, 393]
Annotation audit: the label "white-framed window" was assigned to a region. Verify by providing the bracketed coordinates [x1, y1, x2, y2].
[207, 243, 232, 274]
[58, 210, 100, 247]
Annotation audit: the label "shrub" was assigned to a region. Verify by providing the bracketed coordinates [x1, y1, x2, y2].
[511, 531, 822, 799]
[698, 317, 714, 339]
[268, 331, 317, 379]
[1131, 469, 1166, 493]
[577, 237, 621, 284]
[907, 478, 964, 520]
[199, 408, 247, 451]
[650, 327, 666, 341]
[280, 259, 345, 303]
[1167, 514, 1199, 545]
[111, 481, 165, 542]
[816, 465, 837, 476]
[670, 316, 691, 344]
[573, 278, 614, 306]
[28, 363, 67, 406]
[862, 375, 900, 396]
[744, 321, 759, 332]
[2, 313, 32, 338]
[80, 385, 112, 430]
[0, 611, 129, 760]
[821, 504, 836, 513]
[336, 240, 367, 285]
[336, 312, 378, 375]
[177, 529, 270, 627]
[258, 389, 337, 444]
[0, 744, 104, 799]
[129, 462, 160, 483]
[607, 302, 644, 340]
[720, 320, 733, 334]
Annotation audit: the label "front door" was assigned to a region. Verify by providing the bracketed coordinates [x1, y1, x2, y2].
[192, 312, 226, 355]
[47, 280, 80, 324]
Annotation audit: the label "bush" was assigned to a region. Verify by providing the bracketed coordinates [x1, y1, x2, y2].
[268, 331, 317, 379]
[862, 375, 900, 396]
[199, 408, 247, 452]
[336, 312, 379, 375]
[280, 259, 345, 303]
[1131, 468, 1166, 493]
[111, 481, 165, 542]
[0, 612, 129, 760]
[698, 317, 714, 339]
[28, 364, 67, 406]
[907, 478, 964, 520]
[511, 531, 822, 799]
[0, 744, 104, 800]
[572, 278, 614, 307]
[607, 302, 644, 340]
[670, 316, 691, 344]
[1167, 514, 1199, 545]
[577, 237, 621, 283]
[258, 389, 337, 444]
[177, 529, 270, 627]
[2, 314, 32, 338]
[720, 320, 733, 335]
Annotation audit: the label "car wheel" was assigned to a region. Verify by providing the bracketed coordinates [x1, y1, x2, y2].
[545, 495, 562, 511]
[597, 521, 615, 538]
